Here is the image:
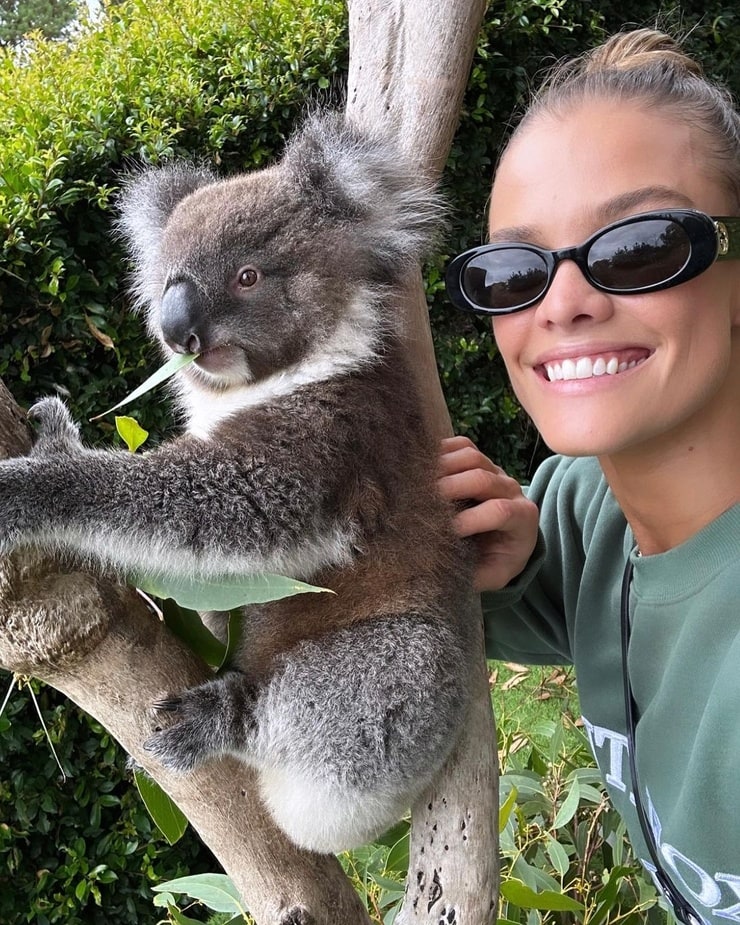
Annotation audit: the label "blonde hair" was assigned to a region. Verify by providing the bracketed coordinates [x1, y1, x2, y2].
[513, 28, 740, 207]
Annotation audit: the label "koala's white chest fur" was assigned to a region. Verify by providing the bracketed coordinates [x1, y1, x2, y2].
[178, 290, 383, 440]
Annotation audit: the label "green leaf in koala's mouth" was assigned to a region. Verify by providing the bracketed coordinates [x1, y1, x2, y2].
[90, 353, 198, 421]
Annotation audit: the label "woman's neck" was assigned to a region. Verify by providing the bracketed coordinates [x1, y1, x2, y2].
[599, 405, 740, 556]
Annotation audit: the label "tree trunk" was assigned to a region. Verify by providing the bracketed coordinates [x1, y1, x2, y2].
[0, 1, 497, 923]
[346, 3, 497, 923]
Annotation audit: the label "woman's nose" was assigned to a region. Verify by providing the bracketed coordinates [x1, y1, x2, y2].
[533, 259, 615, 328]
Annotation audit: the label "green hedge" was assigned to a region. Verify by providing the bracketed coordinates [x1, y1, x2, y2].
[1, 0, 739, 922]
[0, 680, 216, 924]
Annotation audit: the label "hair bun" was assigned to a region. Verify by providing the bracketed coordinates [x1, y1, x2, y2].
[582, 28, 704, 78]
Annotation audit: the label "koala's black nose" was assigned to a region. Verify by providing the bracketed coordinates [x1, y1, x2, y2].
[160, 279, 204, 355]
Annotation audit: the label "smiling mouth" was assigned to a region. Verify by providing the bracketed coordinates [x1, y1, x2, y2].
[541, 351, 651, 382]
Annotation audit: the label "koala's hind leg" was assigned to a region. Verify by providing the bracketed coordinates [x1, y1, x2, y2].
[144, 613, 471, 852]
[252, 613, 471, 853]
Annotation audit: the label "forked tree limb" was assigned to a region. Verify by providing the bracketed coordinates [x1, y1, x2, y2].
[0, 1, 497, 923]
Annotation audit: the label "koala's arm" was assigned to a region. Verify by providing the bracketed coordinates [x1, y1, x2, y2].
[0, 398, 350, 581]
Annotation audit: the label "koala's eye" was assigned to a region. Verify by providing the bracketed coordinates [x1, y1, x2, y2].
[237, 267, 259, 288]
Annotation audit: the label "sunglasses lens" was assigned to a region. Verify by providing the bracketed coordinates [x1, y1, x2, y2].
[462, 248, 549, 311]
[589, 219, 691, 290]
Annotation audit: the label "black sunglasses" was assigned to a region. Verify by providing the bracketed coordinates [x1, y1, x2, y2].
[446, 209, 740, 315]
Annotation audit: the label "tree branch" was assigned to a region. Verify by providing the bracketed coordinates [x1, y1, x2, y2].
[346, 2, 498, 923]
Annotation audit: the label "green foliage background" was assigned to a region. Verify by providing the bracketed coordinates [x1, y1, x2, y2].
[0, 0, 739, 921]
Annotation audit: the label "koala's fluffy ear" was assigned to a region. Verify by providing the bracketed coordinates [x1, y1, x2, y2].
[115, 164, 215, 311]
[281, 112, 445, 273]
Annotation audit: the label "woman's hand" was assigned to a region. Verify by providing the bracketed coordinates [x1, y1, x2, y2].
[439, 436, 539, 592]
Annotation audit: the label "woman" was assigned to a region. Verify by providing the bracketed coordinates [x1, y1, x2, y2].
[441, 29, 740, 925]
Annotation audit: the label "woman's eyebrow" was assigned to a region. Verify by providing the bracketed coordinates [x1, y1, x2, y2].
[487, 225, 539, 244]
[487, 187, 696, 245]
[597, 186, 695, 221]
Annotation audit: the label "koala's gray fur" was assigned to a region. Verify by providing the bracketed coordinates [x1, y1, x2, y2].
[1, 113, 475, 853]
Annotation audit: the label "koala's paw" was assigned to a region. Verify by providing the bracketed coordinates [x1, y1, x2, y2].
[144, 683, 231, 772]
[278, 905, 314, 925]
[28, 397, 83, 456]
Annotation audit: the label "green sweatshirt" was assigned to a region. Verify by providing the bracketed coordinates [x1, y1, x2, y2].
[482, 455, 740, 924]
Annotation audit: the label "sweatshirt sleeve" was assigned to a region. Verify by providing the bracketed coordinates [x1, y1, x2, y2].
[481, 454, 611, 665]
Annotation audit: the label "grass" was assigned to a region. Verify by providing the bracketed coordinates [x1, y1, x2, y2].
[491, 661, 580, 743]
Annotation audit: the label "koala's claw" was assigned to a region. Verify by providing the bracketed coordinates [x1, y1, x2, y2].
[152, 696, 183, 712]
[28, 396, 82, 454]
[143, 721, 200, 772]
[145, 685, 225, 772]
[279, 905, 314, 925]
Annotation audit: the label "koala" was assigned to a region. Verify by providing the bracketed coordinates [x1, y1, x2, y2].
[0, 113, 476, 853]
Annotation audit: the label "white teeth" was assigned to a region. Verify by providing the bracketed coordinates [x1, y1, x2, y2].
[544, 354, 645, 382]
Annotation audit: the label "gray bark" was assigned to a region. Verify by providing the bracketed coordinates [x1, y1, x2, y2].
[347, 3, 498, 923]
[0, 1, 497, 923]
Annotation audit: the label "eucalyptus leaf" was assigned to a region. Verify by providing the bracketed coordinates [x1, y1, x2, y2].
[589, 867, 635, 925]
[136, 571, 333, 611]
[159, 598, 227, 668]
[499, 785, 518, 833]
[553, 775, 581, 829]
[500, 878, 585, 912]
[134, 770, 188, 845]
[91, 352, 198, 420]
[384, 830, 410, 873]
[220, 608, 244, 671]
[115, 415, 149, 453]
[169, 907, 204, 925]
[544, 833, 571, 877]
[152, 873, 246, 915]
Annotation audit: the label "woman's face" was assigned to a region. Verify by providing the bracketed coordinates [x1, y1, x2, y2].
[489, 98, 740, 459]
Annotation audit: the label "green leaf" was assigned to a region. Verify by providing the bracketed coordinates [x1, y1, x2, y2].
[500, 878, 585, 912]
[499, 785, 518, 832]
[159, 598, 227, 668]
[220, 608, 244, 671]
[136, 571, 333, 611]
[589, 866, 635, 925]
[153, 900, 203, 925]
[553, 775, 581, 828]
[90, 353, 198, 420]
[134, 770, 188, 845]
[368, 872, 405, 894]
[384, 831, 410, 873]
[115, 415, 149, 452]
[170, 908, 204, 925]
[544, 833, 571, 877]
[153, 873, 246, 915]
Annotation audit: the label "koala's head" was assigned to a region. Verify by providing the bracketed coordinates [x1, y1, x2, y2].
[116, 113, 442, 392]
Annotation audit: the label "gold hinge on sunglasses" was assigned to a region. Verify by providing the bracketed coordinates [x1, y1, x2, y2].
[716, 220, 730, 256]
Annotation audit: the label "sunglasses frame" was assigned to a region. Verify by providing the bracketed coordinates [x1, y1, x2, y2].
[446, 209, 740, 316]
